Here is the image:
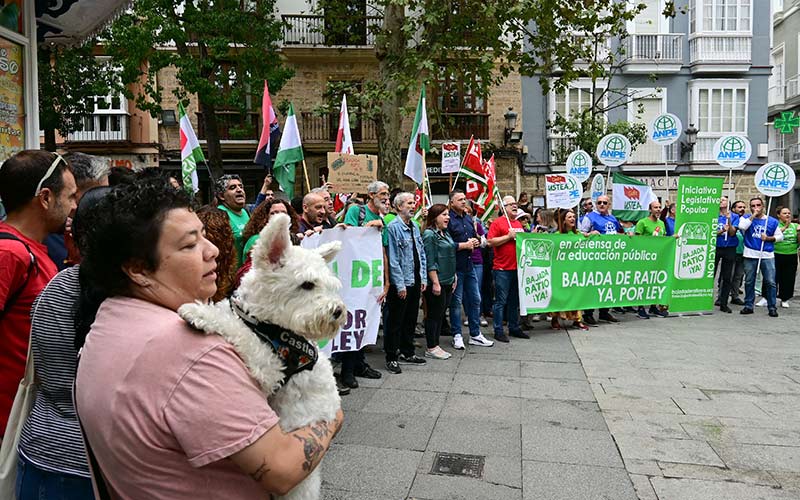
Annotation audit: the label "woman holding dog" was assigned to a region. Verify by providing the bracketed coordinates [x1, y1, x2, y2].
[74, 177, 343, 499]
[423, 204, 457, 359]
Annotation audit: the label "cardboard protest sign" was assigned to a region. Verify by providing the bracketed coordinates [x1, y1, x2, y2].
[441, 142, 461, 174]
[327, 153, 378, 193]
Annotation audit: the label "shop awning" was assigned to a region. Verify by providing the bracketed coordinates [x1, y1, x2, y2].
[36, 0, 131, 46]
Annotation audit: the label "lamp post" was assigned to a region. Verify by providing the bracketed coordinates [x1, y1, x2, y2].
[504, 107, 522, 146]
[680, 123, 699, 158]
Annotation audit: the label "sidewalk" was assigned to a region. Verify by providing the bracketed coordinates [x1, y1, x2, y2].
[323, 320, 637, 500]
[322, 302, 800, 499]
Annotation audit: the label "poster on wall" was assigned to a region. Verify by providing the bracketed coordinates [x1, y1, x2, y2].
[0, 36, 24, 164]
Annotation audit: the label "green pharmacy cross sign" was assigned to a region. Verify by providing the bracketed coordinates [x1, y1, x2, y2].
[774, 111, 800, 134]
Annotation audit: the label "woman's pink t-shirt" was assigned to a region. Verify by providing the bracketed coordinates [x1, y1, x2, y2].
[76, 297, 279, 499]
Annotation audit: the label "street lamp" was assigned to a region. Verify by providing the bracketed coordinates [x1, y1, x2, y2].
[504, 107, 523, 146]
[680, 123, 699, 157]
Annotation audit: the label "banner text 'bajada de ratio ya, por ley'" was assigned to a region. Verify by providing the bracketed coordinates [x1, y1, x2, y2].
[516, 233, 676, 314]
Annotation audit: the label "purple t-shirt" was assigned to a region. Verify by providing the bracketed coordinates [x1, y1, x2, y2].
[470, 222, 486, 264]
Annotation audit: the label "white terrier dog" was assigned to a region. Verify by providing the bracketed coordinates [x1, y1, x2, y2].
[179, 213, 346, 500]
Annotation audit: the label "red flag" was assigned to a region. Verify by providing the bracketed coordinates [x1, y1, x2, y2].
[254, 81, 280, 169]
[461, 137, 487, 201]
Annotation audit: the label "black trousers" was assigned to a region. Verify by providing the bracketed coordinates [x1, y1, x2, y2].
[385, 283, 421, 361]
[338, 350, 367, 377]
[775, 252, 798, 301]
[714, 246, 736, 307]
[424, 284, 453, 349]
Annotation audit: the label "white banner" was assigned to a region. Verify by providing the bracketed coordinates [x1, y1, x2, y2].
[301, 227, 384, 355]
[545, 173, 582, 209]
[441, 142, 461, 174]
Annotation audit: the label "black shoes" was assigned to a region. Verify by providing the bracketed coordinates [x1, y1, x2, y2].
[385, 360, 402, 374]
[584, 315, 598, 326]
[355, 365, 382, 379]
[341, 372, 359, 388]
[740, 308, 754, 315]
[599, 313, 620, 323]
[731, 298, 745, 306]
[398, 353, 427, 364]
[494, 333, 510, 343]
[768, 308, 779, 318]
[720, 306, 732, 313]
[510, 330, 530, 339]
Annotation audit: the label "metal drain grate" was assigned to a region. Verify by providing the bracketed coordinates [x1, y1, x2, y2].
[430, 452, 485, 478]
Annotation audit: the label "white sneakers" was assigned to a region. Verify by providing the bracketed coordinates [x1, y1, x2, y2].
[782, 300, 790, 308]
[452, 335, 465, 350]
[468, 333, 495, 347]
[756, 298, 768, 307]
[464, 318, 490, 327]
[425, 346, 452, 359]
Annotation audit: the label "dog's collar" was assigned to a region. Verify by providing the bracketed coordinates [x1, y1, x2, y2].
[230, 298, 318, 386]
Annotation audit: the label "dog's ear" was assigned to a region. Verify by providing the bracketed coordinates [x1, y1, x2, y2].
[315, 241, 341, 264]
[253, 212, 291, 267]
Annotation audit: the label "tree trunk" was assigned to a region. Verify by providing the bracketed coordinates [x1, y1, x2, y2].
[43, 129, 57, 152]
[198, 99, 224, 179]
[376, 4, 407, 189]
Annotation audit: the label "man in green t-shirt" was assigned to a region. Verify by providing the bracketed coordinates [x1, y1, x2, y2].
[215, 174, 250, 266]
[634, 200, 668, 318]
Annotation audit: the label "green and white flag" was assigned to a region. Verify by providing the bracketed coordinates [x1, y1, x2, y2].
[178, 102, 204, 194]
[274, 103, 304, 198]
[404, 86, 430, 185]
[612, 172, 657, 222]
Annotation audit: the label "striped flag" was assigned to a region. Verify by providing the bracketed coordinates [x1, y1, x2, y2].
[403, 86, 429, 185]
[460, 136, 487, 202]
[477, 154, 499, 223]
[335, 94, 354, 155]
[273, 103, 304, 198]
[254, 80, 281, 169]
[178, 102, 203, 193]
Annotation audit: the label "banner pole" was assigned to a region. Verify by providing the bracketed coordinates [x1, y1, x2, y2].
[664, 145, 669, 203]
[755, 196, 773, 274]
[301, 159, 311, 193]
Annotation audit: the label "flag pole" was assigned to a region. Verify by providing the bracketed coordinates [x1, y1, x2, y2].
[201, 158, 216, 186]
[450, 135, 473, 191]
[495, 188, 512, 227]
[301, 159, 311, 193]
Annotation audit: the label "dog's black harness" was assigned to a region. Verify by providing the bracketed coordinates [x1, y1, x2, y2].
[230, 299, 318, 386]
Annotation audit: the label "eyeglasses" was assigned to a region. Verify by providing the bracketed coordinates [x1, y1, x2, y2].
[504, 203, 518, 207]
[596, 201, 609, 205]
[34, 154, 66, 196]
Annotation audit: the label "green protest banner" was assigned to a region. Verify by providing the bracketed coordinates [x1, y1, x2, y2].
[670, 176, 723, 313]
[516, 233, 675, 314]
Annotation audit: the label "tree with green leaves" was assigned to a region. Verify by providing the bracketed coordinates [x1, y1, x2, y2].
[38, 42, 120, 151]
[105, 0, 293, 175]
[514, 0, 664, 163]
[315, 0, 520, 187]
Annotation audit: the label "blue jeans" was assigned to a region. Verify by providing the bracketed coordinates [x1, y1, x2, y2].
[493, 270, 521, 335]
[16, 453, 95, 500]
[473, 263, 484, 317]
[744, 257, 777, 310]
[450, 267, 481, 337]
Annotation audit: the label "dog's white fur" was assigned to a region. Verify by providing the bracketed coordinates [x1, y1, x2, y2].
[179, 213, 346, 500]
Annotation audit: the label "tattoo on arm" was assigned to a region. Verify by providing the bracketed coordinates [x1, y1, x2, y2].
[249, 458, 271, 482]
[293, 420, 335, 472]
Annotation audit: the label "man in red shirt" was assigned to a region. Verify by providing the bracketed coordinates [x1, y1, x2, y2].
[0, 150, 77, 438]
[487, 195, 528, 342]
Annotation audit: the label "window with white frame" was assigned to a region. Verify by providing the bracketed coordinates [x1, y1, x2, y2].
[81, 95, 127, 133]
[550, 81, 607, 122]
[690, 0, 751, 32]
[690, 81, 748, 134]
[769, 46, 785, 105]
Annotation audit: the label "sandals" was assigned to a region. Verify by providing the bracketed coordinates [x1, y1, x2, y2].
[572, 321, 589, 331]
[550, 317, 561, 330]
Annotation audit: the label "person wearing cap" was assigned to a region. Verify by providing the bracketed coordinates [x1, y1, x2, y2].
[487, 195, 528, 342]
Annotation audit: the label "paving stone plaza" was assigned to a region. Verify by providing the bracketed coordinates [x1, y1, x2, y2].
[323, 307, 800, 500]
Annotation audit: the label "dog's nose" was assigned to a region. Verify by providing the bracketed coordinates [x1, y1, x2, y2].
[333, 306, 343, 319]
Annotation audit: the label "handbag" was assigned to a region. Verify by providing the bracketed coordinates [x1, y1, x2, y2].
[0, 338, 35, 498]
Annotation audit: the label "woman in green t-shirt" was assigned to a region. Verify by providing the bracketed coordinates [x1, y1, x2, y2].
[774, 206, 800, 308]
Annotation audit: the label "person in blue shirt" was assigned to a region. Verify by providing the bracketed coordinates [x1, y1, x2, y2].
[578, 195, 621, 324]
[664, 203, 676, 237]
[738, 197, 784, 317]
[715, 196, 739, 313]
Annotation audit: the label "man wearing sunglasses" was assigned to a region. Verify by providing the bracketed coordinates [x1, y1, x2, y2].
[0, 150, 77, 437]
[579, 195, 621, 324]
[738, 197, 783, 317]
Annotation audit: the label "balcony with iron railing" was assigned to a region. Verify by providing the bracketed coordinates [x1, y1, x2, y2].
[299, 111, 377, 143]
[622, 33, 683, 73]
[786, 75, 800, 101]
[67, 114, 130, 142]
[431, 113, 490, 141]
[688, 33, 752, 72]
[769, 83, 785, 107]
[282, 14, 382, 46]
[768, 147, 786, 162]
[787, 143, 800, 164]
[196, 112, 260, 141]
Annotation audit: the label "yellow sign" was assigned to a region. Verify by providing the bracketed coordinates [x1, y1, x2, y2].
[0, 37, 23, 163]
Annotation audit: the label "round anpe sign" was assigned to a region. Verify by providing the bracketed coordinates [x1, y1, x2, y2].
[754, 162, 796, 197]
[566, 150, 592, 182]
[713, 135, 752, 169]
[648, 113, 682, 146]
[590, 173, 606, 202]
[596, 133, 631, 167]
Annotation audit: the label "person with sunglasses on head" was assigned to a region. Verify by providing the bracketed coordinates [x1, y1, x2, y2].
[578, 195, 621, 325]
[215, 174, 250, 267]
[738, 197, 783, 317]
[0, 150, 77, 440]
